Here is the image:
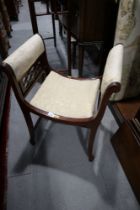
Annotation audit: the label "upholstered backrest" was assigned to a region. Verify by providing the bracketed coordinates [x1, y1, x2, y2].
[3, 34, 45, 82]
[100, 44, 124, 100]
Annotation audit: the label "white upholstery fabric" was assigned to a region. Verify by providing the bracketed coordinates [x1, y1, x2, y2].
[101, 44, 124, 99]
[4, 34, 44, 81]
[30, 71, 100, 118]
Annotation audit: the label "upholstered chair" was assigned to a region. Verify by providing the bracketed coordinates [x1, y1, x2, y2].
[0, 34, 123, 161]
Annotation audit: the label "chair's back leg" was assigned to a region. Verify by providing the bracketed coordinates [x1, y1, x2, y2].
[28, 0, 38, 34]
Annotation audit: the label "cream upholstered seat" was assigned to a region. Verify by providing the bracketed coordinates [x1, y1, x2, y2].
[30, 71, 100, 118]
[0, 34, 124, 161]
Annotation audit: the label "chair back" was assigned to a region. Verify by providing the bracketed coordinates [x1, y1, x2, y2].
[1, 34, 50, 97]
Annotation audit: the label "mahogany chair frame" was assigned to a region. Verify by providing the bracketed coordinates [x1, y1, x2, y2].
[0, 34, 122, 161]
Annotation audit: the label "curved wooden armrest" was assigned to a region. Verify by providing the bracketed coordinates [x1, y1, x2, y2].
[23, 99, 94, 127]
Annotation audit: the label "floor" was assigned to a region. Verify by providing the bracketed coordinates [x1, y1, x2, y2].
[6, 1, 140, 210]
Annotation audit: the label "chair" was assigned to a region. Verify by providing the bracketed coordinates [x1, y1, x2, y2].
[28, 0, 72, 75]
[28, 0, 57, 47]
[0, 34, 123, 161]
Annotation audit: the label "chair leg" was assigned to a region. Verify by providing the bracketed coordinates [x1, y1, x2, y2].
[87, 125, 98, 161]
[59, 21, 63, 38]
[51, 14, 56, 47]
[78, 45, 84, 77]
[72, 41, 77, 68]
[22, 110, 35, 145]
[67, 14, 72, 76]
[28, 0, 38, 34]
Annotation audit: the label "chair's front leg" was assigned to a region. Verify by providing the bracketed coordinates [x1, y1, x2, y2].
[87, 124, 98, 161]
[22, 110, 35, 145]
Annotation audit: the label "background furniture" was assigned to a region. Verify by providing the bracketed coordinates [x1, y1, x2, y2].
[110, 99, 140, 203]
[0, 0, 11, 59]
[0, 2, 12, 208]
[0, 0, 11, 136]
[28, 0, 72, 75]
[4, 0, 21, 20]
[110, 3, 140, 198]
[57, 0, 119, 76]
[28, 0, 57, 47]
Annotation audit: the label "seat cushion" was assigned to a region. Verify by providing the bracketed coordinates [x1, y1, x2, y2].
[30, 71, 100, 118]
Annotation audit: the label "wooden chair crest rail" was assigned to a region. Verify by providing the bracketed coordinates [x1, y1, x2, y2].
[0, 34, 123, 161]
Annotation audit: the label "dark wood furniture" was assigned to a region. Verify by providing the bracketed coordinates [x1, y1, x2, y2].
[5, 0, 21, 20]
[28, 0, 57, 46]
[0, 0, 11, 59]
[0, 34, 123, 161]
[110, 99, 140, 203]
[0, 73, 8, 133]
[57, 0, 119, 76]
[110, 99, 140, 125]
[0, 0, 11, 135]
[28, 0, 72, 75]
